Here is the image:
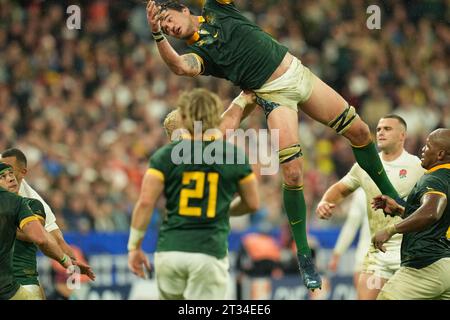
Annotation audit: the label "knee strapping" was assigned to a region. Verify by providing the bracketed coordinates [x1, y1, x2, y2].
[328, 105, 358, 135]
[279, 144, 303, 164]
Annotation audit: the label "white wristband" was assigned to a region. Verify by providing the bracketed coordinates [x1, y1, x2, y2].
[128, 227, 146, 251]
[232, 94, 247, 109]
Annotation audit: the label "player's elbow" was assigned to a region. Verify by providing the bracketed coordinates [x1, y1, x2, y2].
[172, 67, 185, 76]
[137, 197, 154, 210]
[170, 64, 188, 76]
[248, 204, 259, 214]
[247, 199, 260, 213]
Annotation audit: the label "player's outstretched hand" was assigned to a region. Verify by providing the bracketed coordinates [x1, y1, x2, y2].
[316, 200, 336, 220]
[128, 249, 152, 279]
[74, 260, 96, 281]
[146, 0, 164, 32]
[371, 195, 401, 217]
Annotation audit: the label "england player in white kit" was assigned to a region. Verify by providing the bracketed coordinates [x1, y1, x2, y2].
[316, 115, 425, 299]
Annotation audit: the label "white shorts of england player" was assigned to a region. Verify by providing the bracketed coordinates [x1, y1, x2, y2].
[362, 233, 402, 280]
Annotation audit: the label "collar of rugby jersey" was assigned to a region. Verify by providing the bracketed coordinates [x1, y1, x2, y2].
[187, 16, 206, 45]
[425, 163, 450, 174]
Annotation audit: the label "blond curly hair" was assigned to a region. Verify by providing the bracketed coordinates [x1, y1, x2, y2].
[176, 88, 222, 134]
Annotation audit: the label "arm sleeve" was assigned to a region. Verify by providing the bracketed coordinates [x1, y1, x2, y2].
[148, 147, 170, 182]
[185, 46, 212, 76]
[333, 188, 367, 255]
[418, 175, 447, 199]
[20, 179, 59, 232]
[16, 197, 39, 230]
[27, 198, 46, 220]
[340, 163, 362, 192]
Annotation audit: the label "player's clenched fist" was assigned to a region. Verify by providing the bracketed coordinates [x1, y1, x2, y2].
[316, 200, 336, 220]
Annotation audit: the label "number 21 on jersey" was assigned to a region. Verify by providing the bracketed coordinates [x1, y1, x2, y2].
[179, 171, 219, 218]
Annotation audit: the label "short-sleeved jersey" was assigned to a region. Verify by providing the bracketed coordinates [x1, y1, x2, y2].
[187, 0, 288, 90]
[13, 198, 46, 286]
[0, 188, 37, 300]
[341, 150, 425, 237]
[400, 164, 450, 269]
[149, 138, 254, 259]
[20, 179, 59, 232]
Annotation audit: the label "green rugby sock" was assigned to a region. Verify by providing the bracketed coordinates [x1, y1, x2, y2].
[352, 141, 399, 199]
[282, 184, 311, 256]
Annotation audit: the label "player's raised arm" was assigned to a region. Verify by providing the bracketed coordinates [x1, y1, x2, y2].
[147, 1, 202, 76]
[220, 91, 257, 133]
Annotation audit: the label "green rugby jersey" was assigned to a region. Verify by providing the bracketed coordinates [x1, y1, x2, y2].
[0, 188, 37, 300]
[401, 164, 450, 269]
[149, 138, 254, 259]
[187, 0, 288, 90]
[13, 198, 46, 286]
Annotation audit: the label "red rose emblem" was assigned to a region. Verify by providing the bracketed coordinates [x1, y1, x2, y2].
[399, 169, 407, 179]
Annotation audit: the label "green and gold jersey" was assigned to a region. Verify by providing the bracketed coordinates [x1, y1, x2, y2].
[149, 138, 254, 259]
[0, 188, 37, 300]
[187, 0, 288, 90]
[401, 164, 450, 269]
[13, 198, 46, 286]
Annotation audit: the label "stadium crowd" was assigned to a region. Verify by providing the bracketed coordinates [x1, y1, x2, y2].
[0, 0, 448, 233]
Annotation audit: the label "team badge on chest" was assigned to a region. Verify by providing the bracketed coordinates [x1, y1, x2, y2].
[399, 169, 407, 179]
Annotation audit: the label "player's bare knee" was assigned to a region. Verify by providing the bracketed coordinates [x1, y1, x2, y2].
[279, 144, 303, 185]
[282, 166, 302, 185]
[281, 160, 303, 185]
